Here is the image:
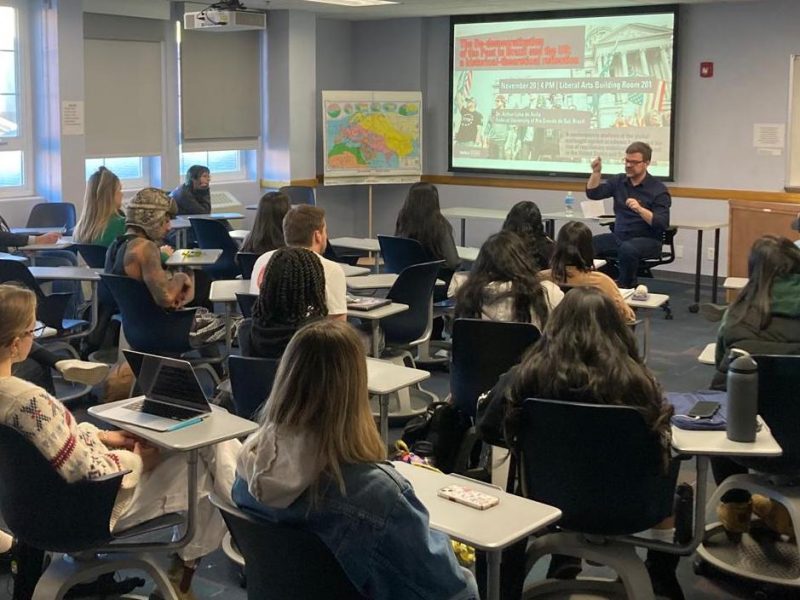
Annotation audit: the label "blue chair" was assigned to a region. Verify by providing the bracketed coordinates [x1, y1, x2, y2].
[236, 293, 258, 318]
[279, 185, 315, 206]
[517, 399, 681, 599]
[229, 355, 279, 420]
[189, 217, 241, 279]
[377, 235, 429, 274]
[236, 252, 259, 280]
[382, 260, 443, 349]
[0, 423, 185, 600]
[74, 243, 107, 269]
[27, 202, 77, 235]
[210, 495, 365, 600]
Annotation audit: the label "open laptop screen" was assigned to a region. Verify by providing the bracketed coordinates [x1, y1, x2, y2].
[123, 350, 208, 409]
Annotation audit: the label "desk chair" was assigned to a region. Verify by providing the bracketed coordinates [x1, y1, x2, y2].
[450, 318, 540, 475]
[189, 217, 241, 279]
[0, 423, 185, 600]
[74, 243, 106, 269]
[229, 355, 279, 420]
[598, 224, 678, 280]
[210, 494, 364, 599]
[696, 355, 800, 590]
[279, 185, 316, 206]
[236, 293, 258, 318]
[518, 398, 681, 600]
[26, 202, 77, 235]
[236, 252, 259, 280]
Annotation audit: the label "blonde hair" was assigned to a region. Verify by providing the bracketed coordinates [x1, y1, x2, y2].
[0, 284, 36, 349]
[257, 320, 385, 493]
[74, 167, 121, 243]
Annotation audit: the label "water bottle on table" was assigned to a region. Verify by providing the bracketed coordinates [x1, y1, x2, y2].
[564, 191, 575, 217]
[726, 353, 758, 442]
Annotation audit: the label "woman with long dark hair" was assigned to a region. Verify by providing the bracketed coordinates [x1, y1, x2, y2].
[395, 182, 460, 271]
[241, 191, 290, 255]
[541, 221, 635, 322]
[454, 230, 561, 330]
[501, 201, 554, 269]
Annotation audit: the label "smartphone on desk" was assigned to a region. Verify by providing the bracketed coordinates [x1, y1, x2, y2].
[438, 484, 499, 510]
[687, 400, 721, 419]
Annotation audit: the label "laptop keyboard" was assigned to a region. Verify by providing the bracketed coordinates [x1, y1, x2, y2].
[126, 399, 202, 421]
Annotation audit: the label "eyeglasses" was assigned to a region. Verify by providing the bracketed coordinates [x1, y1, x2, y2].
[622, 158, 646, 166]
[22, 325, 47, 339]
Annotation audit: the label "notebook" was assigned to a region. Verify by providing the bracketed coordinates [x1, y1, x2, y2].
[99, 351, 212, 431]
[346, 294, 391, 311]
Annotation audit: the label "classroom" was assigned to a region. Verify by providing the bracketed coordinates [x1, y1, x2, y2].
[0, 0, 799, 599]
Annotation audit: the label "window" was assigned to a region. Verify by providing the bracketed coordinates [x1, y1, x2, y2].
[179, 149, 249, 182]
[85, 157, 150, 190]
[0, 2, 31, 195]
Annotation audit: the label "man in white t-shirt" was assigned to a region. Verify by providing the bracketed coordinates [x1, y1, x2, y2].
[249, 205, 347, 320]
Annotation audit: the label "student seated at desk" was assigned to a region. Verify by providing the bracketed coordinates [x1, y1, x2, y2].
[501, 200, 554, 270]
[477, 287, 682, 600]
[0, 283, 240, 600]
[240, 191, 290, 255]
[73, 167, 126, 246]
[454, 230, 562, 330]
[170, 164, 211, 215]
[247, 247, 328, 359]
[250, 205, 347, 320]
[0, 215, 61, 250]
[233, 320, 478, 600]
[540, 221, 635, 323]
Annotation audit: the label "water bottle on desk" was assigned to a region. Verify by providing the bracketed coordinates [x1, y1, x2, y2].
[726, 353, 758, 442]
[564, 191, 575, 217]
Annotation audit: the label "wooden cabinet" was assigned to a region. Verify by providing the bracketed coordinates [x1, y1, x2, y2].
[728, 199, 800, 278]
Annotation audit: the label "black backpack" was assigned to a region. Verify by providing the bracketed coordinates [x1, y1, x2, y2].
[401, 402, 471, 473]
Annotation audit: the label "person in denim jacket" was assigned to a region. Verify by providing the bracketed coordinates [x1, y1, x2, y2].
[233, 320, 478, 600]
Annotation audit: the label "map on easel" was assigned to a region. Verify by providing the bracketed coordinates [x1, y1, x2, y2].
[322, 90, 422, 186]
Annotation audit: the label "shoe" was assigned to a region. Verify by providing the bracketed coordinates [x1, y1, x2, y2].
[54, 359, 110, 386]
[645, 550, 685, 600]
[699, 303, 727, 322]
[147, 555, 198, 600]
[716, 489, 752, 542]
[752, 494, 795, 540]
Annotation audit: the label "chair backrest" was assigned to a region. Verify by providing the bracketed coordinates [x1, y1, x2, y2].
[0, 259, 71, 329]
[189, 217, 241, 279]
[237, 317, 254, 355]
[643, 226, 678, 266]
[75, 243, 108, 268]
[382, 260, 442, 346]
[210, 495, 365, 600]
[450, 318, 540, 419]
[753, 355, 800, 467]
[279, 185, 315, 206]
[378, 235, 430, 274]
[0, 424, 121, 553]
[236, 252, 260, 280]
[229, 355, 280, 420]
[100, 274, 196, 354]
[236, 293, 258, 318]
[26, 202, 77, 234]
[518, 398, 677, 535]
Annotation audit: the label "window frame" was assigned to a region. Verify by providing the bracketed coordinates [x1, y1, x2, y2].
[0, 0, 33, 198]
[178, 148, 252, 183]
[84, 156, 153, 192]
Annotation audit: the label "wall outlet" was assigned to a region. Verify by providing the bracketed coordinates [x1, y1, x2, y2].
[707, 247, 715, 261]
[675, 244, 684, 258]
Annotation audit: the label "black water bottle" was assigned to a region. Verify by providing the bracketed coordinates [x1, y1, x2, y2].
[726, 354, 758, 442]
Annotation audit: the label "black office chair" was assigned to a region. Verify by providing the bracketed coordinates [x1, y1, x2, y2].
[236, 252, 259, 280]
[378, 235, 430, 274]
[229, 355, 280, 420]
[324, 242, 361, 266]
[0, 423, 185, 600]
[209, 494, 365, 600]
[517, 398, 680, 599]
[236, 293, 258, 318]
[190, 217, 241, 279]
[26, 202, 77, 235]
[279, 185, 316, 206]
[599, 224, 678, 280]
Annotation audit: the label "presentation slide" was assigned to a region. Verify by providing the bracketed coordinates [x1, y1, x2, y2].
[450, 8, 676, 179]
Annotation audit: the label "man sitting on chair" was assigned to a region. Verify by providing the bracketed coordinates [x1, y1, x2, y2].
[586, 141, 671, 288]
[249, 205, 347, 321]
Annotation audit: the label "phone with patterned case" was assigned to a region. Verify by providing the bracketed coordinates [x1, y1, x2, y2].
[437, 484, 499, 510]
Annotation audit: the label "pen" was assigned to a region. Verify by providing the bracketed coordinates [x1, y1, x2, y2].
[166, 416, 204, 431]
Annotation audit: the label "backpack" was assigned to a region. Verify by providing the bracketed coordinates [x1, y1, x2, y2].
[401, 402, 471, 474]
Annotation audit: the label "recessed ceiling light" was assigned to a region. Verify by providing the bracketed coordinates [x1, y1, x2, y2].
[303, 0, 398, 7]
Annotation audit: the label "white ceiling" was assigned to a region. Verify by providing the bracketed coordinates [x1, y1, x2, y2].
[233, 0, 761, 20]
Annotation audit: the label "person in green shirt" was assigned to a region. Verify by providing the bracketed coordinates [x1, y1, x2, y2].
[74, 166, 126, 247]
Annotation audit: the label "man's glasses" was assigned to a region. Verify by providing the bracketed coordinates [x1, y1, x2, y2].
[23, 325, 47, 339]
[623, 158, 646, 166]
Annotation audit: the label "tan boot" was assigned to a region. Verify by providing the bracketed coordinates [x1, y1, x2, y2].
[716, 489, 752, 543]
[149, 555, 198, 600]
[752, 494, 795, 540]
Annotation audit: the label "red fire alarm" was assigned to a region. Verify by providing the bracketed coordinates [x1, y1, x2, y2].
[700, 62, 714, 78]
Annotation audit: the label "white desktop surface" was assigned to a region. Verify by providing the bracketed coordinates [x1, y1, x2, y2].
[441, 207, 509, 221]
[209, 279, 249, 303]
[20, 240, 74, 251]
[166, 249, 222, 267]
[0, 252, 28, 263]
[89, 403, 257, 451]
[456, 246, 479, 262]
[627, 292, 669, 309]
[347, 273, 444, 290]
[182, 212, 244, 221]
[170, 218, 191, 230]
[393, 461, 561, 551]
[366, 358, 429, 395]
[342, 264, 370, 277]
[351, 302, 408, 320]
[11, 226, 66, 235]
[229, 229, 248, 242]
[29, 266, 100, 281]
[330, 237, 380, 252]
[698, 342, 716, 365]
[670, 422, 782, 457]
[724, 277, 747, 290]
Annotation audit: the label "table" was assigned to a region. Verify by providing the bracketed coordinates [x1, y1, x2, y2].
[331, 236, 480, 265]
[29, 266, 101, 340]
[0, 252, 28, 263]
[346, 273, 445, 291]
[19, 239, 74, 252]
[441, 207, 510, 246]
[627, 292, 670, 362]
[165, 249, 222, 268]
[698, 342, 716, 365]
[724, 277, 747, 291]
[393, 461, 562, 600]
[367, 358, 428, 444]
[229, 229, 249, 243]
[179, 212, 244, 222]
[355, 302, 409, 358]
[89, 403, 257, 552]
[11, 226, 67, 235]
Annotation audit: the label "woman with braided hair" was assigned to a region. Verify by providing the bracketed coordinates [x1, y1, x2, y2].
[247, 247, 329, 359]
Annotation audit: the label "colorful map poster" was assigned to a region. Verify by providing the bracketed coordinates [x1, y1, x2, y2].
[322, 90, 422, 186]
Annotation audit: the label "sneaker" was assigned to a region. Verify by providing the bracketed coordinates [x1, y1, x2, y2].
[54, 359, 110, 386]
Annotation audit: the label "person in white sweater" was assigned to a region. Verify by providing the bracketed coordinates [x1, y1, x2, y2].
[0, 283, 239, 600]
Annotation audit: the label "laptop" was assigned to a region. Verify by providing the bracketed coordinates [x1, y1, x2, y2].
[100, 351, 212, 431]
[346, 294, 391, 312]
